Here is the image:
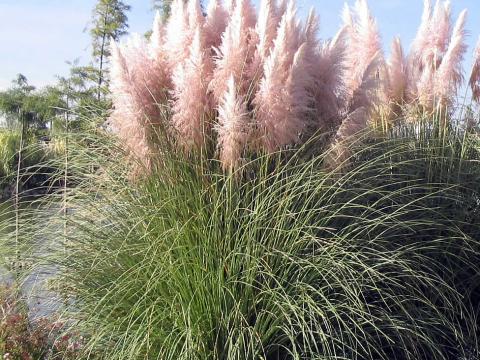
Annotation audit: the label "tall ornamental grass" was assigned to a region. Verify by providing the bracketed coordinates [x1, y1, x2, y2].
[109, 0, 480, 174]
[20, 119, 480, 359]
[4, 0, 480, 359]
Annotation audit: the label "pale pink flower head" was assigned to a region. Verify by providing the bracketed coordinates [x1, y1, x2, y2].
[255, 0, 281, 61]
[109, 31, 171, 172]
[386, 37, 407, 105]
[204, 0, 228, 49]
[210, 0, 257, 102]
[216, 76, 250, 170]
[411, 0, 433, 57]
[254, 3, 314, 153]
[408, 0, 453, 89]
[171, 26, 213, 150]
[434, 9, 467, 108]
[428, 0, 452, 68]
[299, 8, 320, 72]
[109, 40, 153, 167]
[276, 0, 288, 22]
[470, 37, 480, 103]
[187, 0, 205, 31]
[342, 0, 383, 111]
[164, 0, 190, 70]
[149, 11, 165, 59]
[313, 26, 347, 130]
[327, 106, 368, 170]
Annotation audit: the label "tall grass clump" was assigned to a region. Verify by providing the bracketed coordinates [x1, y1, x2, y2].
[8, 0, 480, 359]
[108, 0, 480, 173]
[19, 120, 478, 359]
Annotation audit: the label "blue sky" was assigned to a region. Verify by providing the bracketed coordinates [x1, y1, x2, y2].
[1, 0, 479, 90]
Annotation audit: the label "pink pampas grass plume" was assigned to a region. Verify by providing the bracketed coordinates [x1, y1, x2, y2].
[434, 9, 467, 108]
[407, 0, 433, 99]
[335, 106, 368, 141]
[224, 0, 235, 16]
[216, 76, 250, 170]
[326, 106, 368, 170]
[148, 12, 172, 90]
[408, 0, 453, 101]
[187, 0, 205, 30]
[410, 0, 433, 63]
[171, 27, 213, 150]
[164, 0, 190, 70]
[409, 0, 452, 69]
[254, 1, 304, 151]
[204, 0, 228, 50]
[210, 0, 257, 102]
[342, 0, 383, 111]
[470, 38, 480, 103]
[255, 37, 314, 152]
[386, 37, 407, 105]
[300, 8, 320, 71]
[255, 0, 280, 62]
[276, 0, 288, 22]
[349, 51, 383, 113]
[109, 41, 148, 162]
[110, 38, 170, 168]
[149, 11, 165, 58]
[428, 0, 452, 68]
[312, 26, 347, 130]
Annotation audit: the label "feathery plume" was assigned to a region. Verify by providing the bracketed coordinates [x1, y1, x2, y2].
[224, 0, 236, 16]
[187, 0, 205, 33]
[410, 0, 432, 66]
[249, 0, 286, 87]
[387, 37, 407, 105]
[149, 11, 165, 58]
[171, 27, 213, 150]
[255, 18, 313, 153]
[342, 0, 383, 111]
[210, 0, 257, 102]
[349, 51, 383, 112]
[407, 0, 432, 99]
[327, 106, 368, 170]
[434, 9, 467, 107]
[254, 1, 303, 150]
[276, 0, 288, 22]
[110, 38, 169, 168]
[255, 0, 280, 62]
[408, 0, 454, 104]
[470, 37, 480, 102]
[301, 8, 320, 69]
[216, 76, 250, 170]
[109, 40, 148, 162]
[335, 106, 368, 141]
[313, 26, 347, 129]
[164, 0, 190, 70]
[429, 0, 452, 67]
[204, 0, 228, 49]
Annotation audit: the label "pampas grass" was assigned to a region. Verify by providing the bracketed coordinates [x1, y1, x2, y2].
[18, 119, 480, 360]
[109, 0, 480, 172]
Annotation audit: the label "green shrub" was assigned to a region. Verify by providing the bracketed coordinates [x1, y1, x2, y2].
[0, 129, 50, 191]
[0, 130, 20, 185]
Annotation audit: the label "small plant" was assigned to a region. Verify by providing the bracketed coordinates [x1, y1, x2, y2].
[0, 285, 83, 360]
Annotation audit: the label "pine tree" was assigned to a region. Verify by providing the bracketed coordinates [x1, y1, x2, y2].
[90, 0, 131, 100]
